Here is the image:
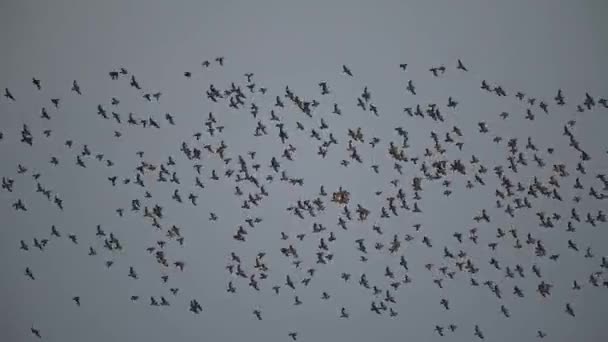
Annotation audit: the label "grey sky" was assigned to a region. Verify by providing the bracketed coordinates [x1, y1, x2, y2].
[1, 1, 608, 341]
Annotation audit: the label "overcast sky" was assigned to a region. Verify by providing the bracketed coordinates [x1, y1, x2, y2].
[1, 1, 608, 341]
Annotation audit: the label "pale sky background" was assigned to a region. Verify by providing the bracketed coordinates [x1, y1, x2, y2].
[1, 1, 608, 341]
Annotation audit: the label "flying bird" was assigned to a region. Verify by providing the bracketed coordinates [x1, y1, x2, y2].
[342, 65, 353, 76]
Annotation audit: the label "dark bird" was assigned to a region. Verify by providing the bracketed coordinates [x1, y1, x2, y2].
[554, 89, 565, 105]
[342, 65, 353, 76]
[457, 59, 468, 71]
[12, 199, 27, 211]
[406, 80, 416, 95]
[447, 96, 458, 108]
[25, 267, 35, 280]
[474, 325, 485, 339]
[128, 266, 138, 279]
[72, 80, 81, 95]
[4, 88, 15, 101]
[584, 92, 595, 110]
[481, 80, 491, 91]
[31, 327, 41, 338]
[565, 303, 575, 317]
[32, 78, 41, 90]
[130, 76, 141, 89]
[165, 113, 175, 125]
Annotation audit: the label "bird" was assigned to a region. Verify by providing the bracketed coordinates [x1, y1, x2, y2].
[457, 59, 468, 71]
[4, 88, 15, 101]
[406, 80, 416, 95]
[565, 303, 575, 317]
[342, 65, 353, 76]
[130, 76, 141, 89]
[25, 267, 35, 280]
[32, 78, 41, 90]
[31, 327, 41, 338]
[72, 80, 82, 94]
[474, 325, 485, 339]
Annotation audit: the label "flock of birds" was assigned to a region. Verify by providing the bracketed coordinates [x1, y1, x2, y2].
[2, 56, 608, 341]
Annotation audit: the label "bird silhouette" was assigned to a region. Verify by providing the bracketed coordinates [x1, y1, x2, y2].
[4, 88, 15, 101]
